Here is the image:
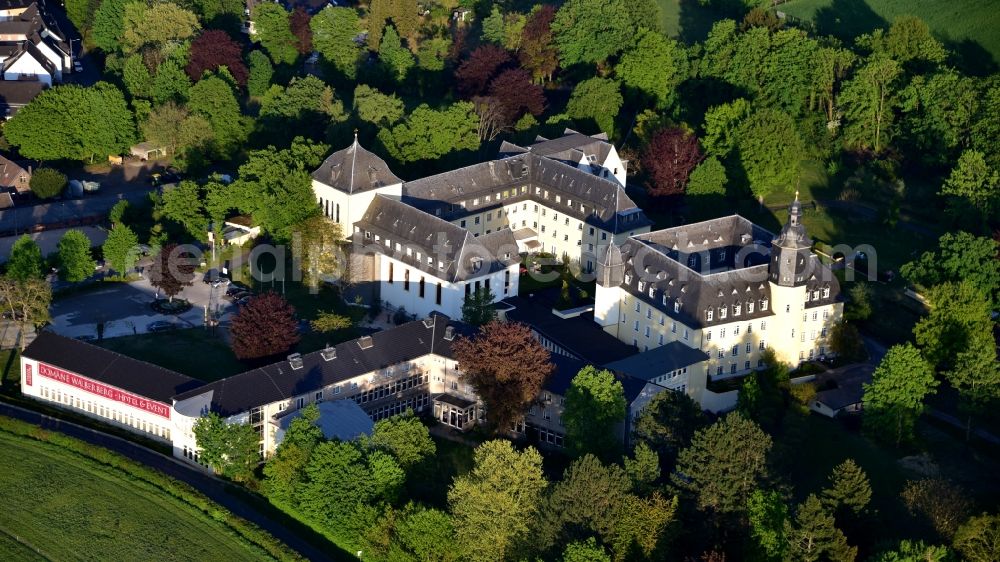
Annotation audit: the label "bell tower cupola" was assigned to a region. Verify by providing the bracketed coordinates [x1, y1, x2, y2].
[769, 192, 812, 287]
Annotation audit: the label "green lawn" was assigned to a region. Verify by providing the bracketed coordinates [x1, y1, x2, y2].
[98, 328, 248, 381]
[0, 349, 18, 389]
[779, 0, 1000, 69]
[0, 429, 271, 561]
[658, 0, 722, 43]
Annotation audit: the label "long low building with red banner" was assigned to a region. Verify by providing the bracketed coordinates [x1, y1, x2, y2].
[19, 332, 204, 443]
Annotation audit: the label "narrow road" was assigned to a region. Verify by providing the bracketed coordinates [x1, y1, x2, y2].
[0, 400, 346, 562]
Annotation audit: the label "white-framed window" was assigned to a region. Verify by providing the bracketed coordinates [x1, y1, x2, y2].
[720, 307, 727, 319]
[706, 309, 714, 321]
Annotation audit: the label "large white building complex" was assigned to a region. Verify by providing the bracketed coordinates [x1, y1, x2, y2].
[17, 129, 843, 468]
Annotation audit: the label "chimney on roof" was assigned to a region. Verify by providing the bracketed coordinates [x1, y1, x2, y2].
[443, 326, 455, 341]
[422, 316, 436, 328]
[358, 335, 374, 350]
[320, 345, 336, 361]
[287, 353, 304, 370]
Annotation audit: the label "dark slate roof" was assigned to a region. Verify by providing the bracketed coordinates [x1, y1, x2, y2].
[174, 315, 471, 417]
[3, 40, 55, 75]
[311, 138, 402, 194]
[605, 342, 710, 382]
[353, 194, 519, 283]
[0, 80, 44, 109]
[0, 0, 35, 10]
[543, 353, 589, 396]
[499, 295, 638, 365]
[401, 151, 650, 234]
[0, 2, 43, 37]
[22, 332, 204, 403]
[526, 129, 616, 168]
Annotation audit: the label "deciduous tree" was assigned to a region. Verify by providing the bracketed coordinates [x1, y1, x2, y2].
[953, 513, 1000, 562]
[616, 28, 685, 108]
[870, 540, 952, 562]
[91, 0, 129, 52]
[148, 243, 195, 302]
[289, 7, 312, 54]
[310, 6, 361, 78]
[151, 58, 192, 105]
[366, 0, 418, 50]
[940, 150, 999, 221]
[566, 77, 622, 135]
[448, 440, 547, 562]
[27, 168, 66, 199]
[188, 74, 247, 159]
[6, 236, 42, 281]
[378, 25, 414, 82]
[551, 0, 632, 67]
[455, 45, 511, 98]
[57, 230, 96, 282]
[901, 232, 1000, 310]
[193, 413, 260, 482]
[102, 223, 140, 275]
[366, 413, 435, 469]
[518, 5, 558, 84]
[562, 537, 610, 562]
[686, 156, 728, 196]
[121, 2, 200, 55]
[862, 343, 937, 446]
[294, 214, 343, 290]
[378, 103, 480, 163]
[6, 83, 136, 162]
[451, 320, 554, 433]
[839, 54, 901, 154]
[247, 50, 274, 97]
[562, 366, 626, 460]
[0, 276, 51, 350]
[187, 29, 248, 85]
[641, 127, 703, 198]
[354, 84, 404, 125]
[161, 181, 207, 239]
[231, 140, 323, 240]
[541, 454, 631, 547]
[901, 478, 972, 540]
[252, 3, 298, 65]
[748, 489, 789, 562]
[230, 292, 300, 360]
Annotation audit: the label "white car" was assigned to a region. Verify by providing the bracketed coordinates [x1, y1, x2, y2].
[73, 61, 83, 73]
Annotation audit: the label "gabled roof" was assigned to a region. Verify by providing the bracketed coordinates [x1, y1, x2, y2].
[0, 154, 27, 187]
[3, 40, 55, 75]
[311, 137, 402, 194]
[22, 332, 204, 403]
[354, 194, 519, 283]
[605, 342, 710, 382]
[402, 151, 650, 234]
[0, 79, 43, 108]
[527, 129, 616, 167]
[174, 315, 471, 417]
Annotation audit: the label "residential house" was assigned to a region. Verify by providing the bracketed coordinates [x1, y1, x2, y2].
[0, 153, 30, 193]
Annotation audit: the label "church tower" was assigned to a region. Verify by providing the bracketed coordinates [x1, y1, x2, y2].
[769, 192, 812, 287]
[768, 193, 812, 365]
[593, 243, 624, 337]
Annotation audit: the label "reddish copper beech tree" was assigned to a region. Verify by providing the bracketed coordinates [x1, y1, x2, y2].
[641, 127, 703, 199]
[148, 243, 195, 302]
[230, 292, 300, 360]
[186, 30, 249, 85]
[451, 320, 554, 433]
[455, 44, 512, 97]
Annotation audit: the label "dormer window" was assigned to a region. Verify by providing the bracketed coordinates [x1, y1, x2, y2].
[624, 274, 632, 284]
[813, 290, 820, 300]
[761, 298, 769, 311]
[734, 304, 741, 317]
[673, 301, 680, 313]
[720, 307, 728, 320]
[638, 281, 645, 292]
[748, 301, 755, 313]
[706, 309, 714, 322]
[648, 287, 655, 298]
[822, 287, 830, 298]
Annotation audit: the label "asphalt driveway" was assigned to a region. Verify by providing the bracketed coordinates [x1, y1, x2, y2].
[49, 278, 236, 339]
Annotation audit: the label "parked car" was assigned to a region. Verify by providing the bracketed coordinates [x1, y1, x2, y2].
[235, 295, 252, 306]
[73, 61, 83, 73]
[226, 283, 250, 297]
[146, 321, 177, 333]
[226, 290, 251, 302]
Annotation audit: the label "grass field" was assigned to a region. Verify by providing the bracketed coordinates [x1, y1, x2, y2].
[98, 328, 247, 381]
[658, 0, 722, 42]
[779, 0, 1000, 69]
[0, 429, 272, 561]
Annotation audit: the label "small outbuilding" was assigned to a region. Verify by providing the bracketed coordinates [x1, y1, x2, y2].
[129, 142, 167, 161]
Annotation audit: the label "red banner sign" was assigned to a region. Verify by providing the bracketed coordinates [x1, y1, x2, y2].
[24, 364, 31, 387]
[36, 362, 171, 419]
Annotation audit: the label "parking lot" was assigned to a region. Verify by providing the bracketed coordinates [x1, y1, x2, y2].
[48, 277, 241, 340]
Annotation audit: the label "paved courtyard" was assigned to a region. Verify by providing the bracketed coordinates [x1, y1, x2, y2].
[49, 278, 237, 339]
